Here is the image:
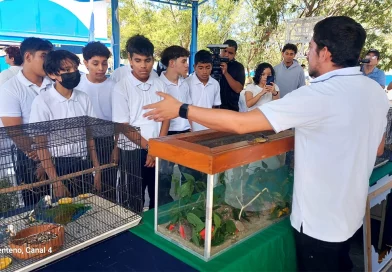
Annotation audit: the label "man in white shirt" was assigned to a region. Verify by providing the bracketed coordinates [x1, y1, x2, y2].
[77, 41, 118, 201]
[30, 50, 100, 199]
[143, 16, 389, 271]
[0, 37, 53, 206]
[159, 45, 192, 204]
[186, 50, 221, 131]
[112, 35, 169, 210]
[0, 46, 23, 86]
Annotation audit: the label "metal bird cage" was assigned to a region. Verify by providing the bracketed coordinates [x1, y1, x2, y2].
[0, 116, 142, 271]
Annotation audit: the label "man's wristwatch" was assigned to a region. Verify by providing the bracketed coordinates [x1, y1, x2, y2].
[179, 104, 189, 119]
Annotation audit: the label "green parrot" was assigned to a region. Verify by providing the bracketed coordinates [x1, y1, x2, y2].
[28, 195, 92, 225]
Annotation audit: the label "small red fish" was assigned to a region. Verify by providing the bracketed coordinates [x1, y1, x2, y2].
[200, 226, 215, 240]
[179, 225, 186, 239]
[168, 224, 175, 231]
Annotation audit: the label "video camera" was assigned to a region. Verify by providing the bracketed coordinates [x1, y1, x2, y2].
[207, 44, 230, 82]
[358, 58, 370, 72]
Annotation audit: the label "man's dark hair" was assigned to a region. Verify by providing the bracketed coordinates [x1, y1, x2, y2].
[301, 64, 306, 68]
[366, 49, 380, 59]
[223, 39, 238, 52]
[282, 43, 298, 54]
[125, 34, 154, 58]
[313, 16, 366, 68]
[160, 46, 190, 67]
[20, 37, 53, 61]
[194, 50, 212, 65]
[253, 63, 275, 85]
[82, 41, 111, 61]
[44, 50, 80, 76]
[5, 46, 23, 66]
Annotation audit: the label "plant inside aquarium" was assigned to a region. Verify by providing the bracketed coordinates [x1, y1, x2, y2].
[163, 159, 293, 247]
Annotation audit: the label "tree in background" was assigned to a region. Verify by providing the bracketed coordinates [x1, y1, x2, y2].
[109, 0, 392, 72]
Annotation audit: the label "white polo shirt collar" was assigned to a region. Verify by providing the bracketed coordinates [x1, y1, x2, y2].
[50, 84, 78, 103]
[310, 67, 362, 83]
[160, 72, 186, 87]
[128, 72, 154, 91]
[16, 70, 52, 90]
[191, 74, 214, 87]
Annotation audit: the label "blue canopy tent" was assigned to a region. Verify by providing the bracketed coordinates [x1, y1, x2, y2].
[110, 0, 207, 73]
[0, 0, 204, 73]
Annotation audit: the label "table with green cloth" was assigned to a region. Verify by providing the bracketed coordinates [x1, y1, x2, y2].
[130, 163, 392, 272]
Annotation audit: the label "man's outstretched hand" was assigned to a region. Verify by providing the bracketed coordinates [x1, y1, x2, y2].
[143, 92, 182, 122]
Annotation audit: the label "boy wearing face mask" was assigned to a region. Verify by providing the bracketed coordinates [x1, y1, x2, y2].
[30, 50, 101, 199]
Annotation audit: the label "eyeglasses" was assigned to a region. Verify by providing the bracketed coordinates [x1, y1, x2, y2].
[365, 55, 378, 60]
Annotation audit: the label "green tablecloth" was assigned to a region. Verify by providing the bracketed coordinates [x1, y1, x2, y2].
[131, 210, 297, 271]
[130, 162, 392, 272]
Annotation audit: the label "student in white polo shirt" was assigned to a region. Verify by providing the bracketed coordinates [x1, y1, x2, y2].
[110, 37, 158, 83]
[30, 50, 101, 199]
[159, 45, 192, 204]
[77, 41, 117, 201]
[143, 16, 389, 271]
[186, 50, 221, 131]
[112, 35, 169, 210]
[0, 37, 53, 206]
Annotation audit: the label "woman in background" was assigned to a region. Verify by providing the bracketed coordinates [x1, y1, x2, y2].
[0, 46, 23, 86]
[244, 62, 280, 111]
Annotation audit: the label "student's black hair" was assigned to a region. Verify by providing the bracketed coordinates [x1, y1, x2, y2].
[20, 37, 53, 61]
[194, 50, 212, 65]
[82, 41, 111, 61]
[313, 16, 366, 68]
[253, 63, 275, 85]
[223, 39, 238, 52]
[44, 50, 81, 76]
[282, 43, 298, 54]
[160, 45, 190, 67]
[125, 34, 154, 58]
[5, 46, 23, 66]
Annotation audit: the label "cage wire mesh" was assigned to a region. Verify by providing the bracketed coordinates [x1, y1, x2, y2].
[0, 116, 142, 271]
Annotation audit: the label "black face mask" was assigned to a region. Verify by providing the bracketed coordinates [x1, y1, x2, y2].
[60, 70, 81, 89]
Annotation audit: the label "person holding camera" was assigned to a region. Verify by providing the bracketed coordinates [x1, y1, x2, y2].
[219, 39, 246, 112]
[244, 63, 280, 111]
[362, 49, 386, 89]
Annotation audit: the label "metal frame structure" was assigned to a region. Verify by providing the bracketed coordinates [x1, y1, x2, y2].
[110, 0, 207, 73]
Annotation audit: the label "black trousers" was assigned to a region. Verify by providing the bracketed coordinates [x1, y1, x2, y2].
[94, 136, 118, 202]
[119, 149, 150, 211]
[294, 227, 353, 272]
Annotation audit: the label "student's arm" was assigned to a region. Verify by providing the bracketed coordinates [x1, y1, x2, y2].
[377, 133, 386, 156]
[86, 132, 101, 192]
[221, 63, 245, 93]
[159, 120, 169, 137]
[30, 98, 70, 197]
[387, 82, 392, 91]
[245, 90, 266, 108]
[34, 135, 70, 198]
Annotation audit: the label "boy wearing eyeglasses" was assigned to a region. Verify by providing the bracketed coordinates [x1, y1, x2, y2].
[362, 49, 386, 89]
[112, 34, 169, 210]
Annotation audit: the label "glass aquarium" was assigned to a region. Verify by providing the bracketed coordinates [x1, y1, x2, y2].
[149, 130, 294, 261]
